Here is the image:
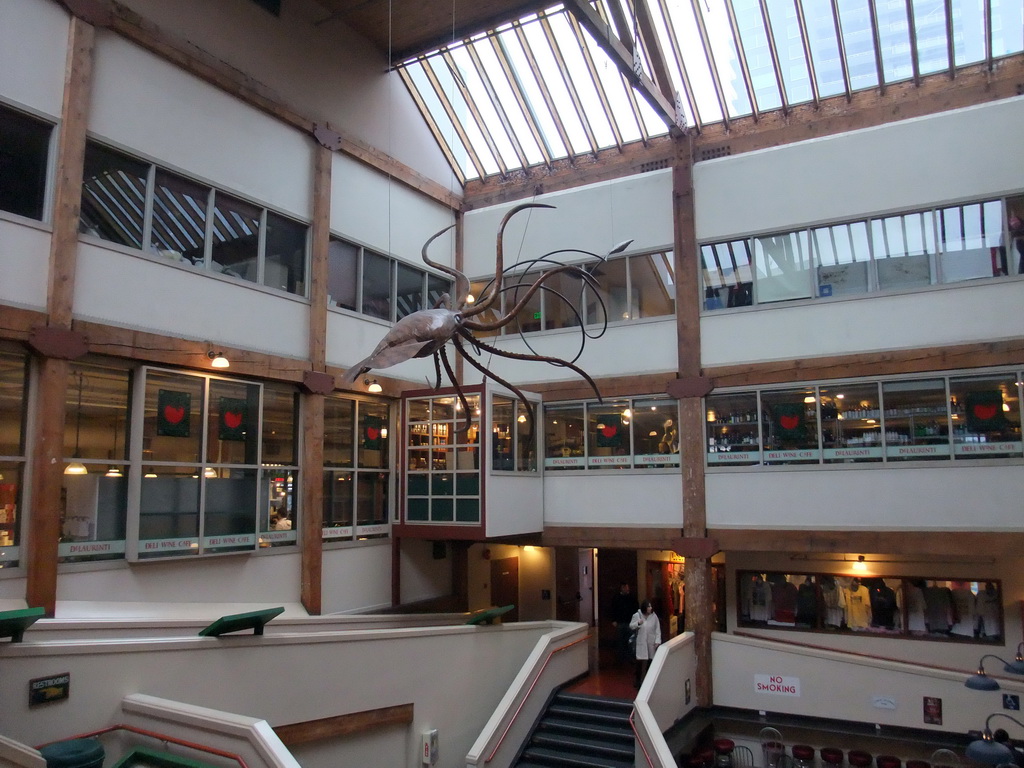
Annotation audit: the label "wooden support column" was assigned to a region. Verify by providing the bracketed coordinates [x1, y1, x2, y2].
[25, 16, 95, 616]
[299, 142, 333, 615]
[673, 135, 714, 707]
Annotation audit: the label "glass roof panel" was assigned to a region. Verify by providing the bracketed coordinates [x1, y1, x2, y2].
[874, 0, 914, 83]
[834, 0, 881, 90]
[395, 0, 1020, 184]
[765, 0, 814, 105]
[730, 0, 784, 112]
[702, 0, 754, 118]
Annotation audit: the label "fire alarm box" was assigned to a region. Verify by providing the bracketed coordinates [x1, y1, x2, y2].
[421, 729, 438, 765]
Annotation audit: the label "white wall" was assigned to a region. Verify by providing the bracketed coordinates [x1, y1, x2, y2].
[321, 540, 393, 614]
[0, 1, 68, 119]
[399, 538, 452, 606]
[0, 618, 582, 768]
[544, 472, 682, 527]
[463, 170, 673, 279]
[695, 97, 1024, 240]
[707, 464, 1024, 531]
[0, 221, 50, 312]
[118, 0, 455, 190]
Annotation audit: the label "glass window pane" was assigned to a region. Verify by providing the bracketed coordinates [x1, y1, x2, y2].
[262, 382, 298, 467]
[762, 388, 820, 464]
[835, 0, 881, 90]
[358, 401, 390, 468]
[323, 470, 353, 533]
[871, 211, 936, 290]
[753, 230, 812, 304]
[912, 0, 951, 75]
[881, 378, 950, 460]
[765, 0, 814, 104]
[260, 468, 297, 546]
[706, 392, 761, 465]
[492, 396, 514, 471]
[60, 473, 127, 561]
[506, 272, 543, 333]
[357, 472, 388, 531]
[427, 273, 452, 310]
[0, 105, 51, 220]
[950, 374, 1022, 458]
[467, 279, 501, 338]
[211, 193, 260, 282]
[542, 267, 585, 330]
[633, 399, 680, 467]
[587, 400, 631, 468]
[80, 142, 148, 249]
[324, 396, 354, 467]
[939, 200, 1003, 282]
[139, 466, 200, 557]
[0, 351, 27, 456]
[516, 401, 536, 472]
[395, 262, 424, 319]
[702, 241, 753, 310]
[144, 371, 204, 465]
[1009, 195, 1024, 276]
[544, 404, 585, 470]
[731, 0, 784, 113]
[875, 0, 914, 83]
[587, 258, 628, 324]
[206, 379, 260, 465]
[804, 4, 847, 99]
[264, 212, 307, 295]
[150, 169, 209, 265]
[991, 0, 1024, 58]
[812, 221, 871, 297]
[820, 382, 883, 463]
[0, 464, 23, 558]
[631, 252, 675, 319]
[204, 467, 257, 552]
[327, 239, 359, 310]
[362, 251, 392, 320]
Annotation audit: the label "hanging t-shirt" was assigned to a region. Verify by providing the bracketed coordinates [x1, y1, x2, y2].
[796, 581, 818, 626]
[906, 583, 927, 632]
[747, 578, 773, 622]
[922, 586, 954, 633]
[976, 587, 1002, 638]
[950, 587, 977, 637]
[845, 583, 872, 629]
[870, 585, 898, 629]
[771, 580, 798, 624]
[821, 580, 846, 627]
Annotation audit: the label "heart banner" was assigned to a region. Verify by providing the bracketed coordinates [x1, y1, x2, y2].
[363, 415, 385, 450]
[965, 391, 1005, 432]
[157, 389, 191, 437]
[219, 397, 249, 441]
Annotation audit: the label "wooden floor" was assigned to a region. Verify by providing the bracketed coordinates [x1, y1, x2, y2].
[563, 648, 638, 700]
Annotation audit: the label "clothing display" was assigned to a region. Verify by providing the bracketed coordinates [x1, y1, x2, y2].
[745, 575, 773, 622]
[870, 582, 898, 629]
[922, 585, 955, 633]
[770, 577, 798, 625]
[821, 577, 846, 628]
[976, 583, 1002, 638]
[906, 582, 927, 633]
[950, 585, 977, 637]
[844, 579, 872, 630]
[795, 580, 818, 626]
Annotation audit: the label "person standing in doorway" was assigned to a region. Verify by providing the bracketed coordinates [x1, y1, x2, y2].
[610, 582, 637, 665]
[630, 599, 662, 687]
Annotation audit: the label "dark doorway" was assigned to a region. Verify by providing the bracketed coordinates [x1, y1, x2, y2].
[490, 556, 519, 622]
[596, 549, 637, 655]
[554, 547, 581, 622]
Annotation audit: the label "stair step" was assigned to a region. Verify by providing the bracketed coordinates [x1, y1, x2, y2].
[531, 731, 634, 759]
[546, 703, 631, 727]
[520, 745, 634, 768]
[554, 692, 634, 714]
[537, 717, 633, 743]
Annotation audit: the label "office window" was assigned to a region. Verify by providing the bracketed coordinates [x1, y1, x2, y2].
[0, 104, 51, 220]
[79, 141, 308, 297]
[396, 261, 424, 319]
[0, 350, 28, 568]
[871, 211, 936, 291]
[327, 239, 359, 310]
[60, 362, 132, 562]
[812, 221, 871, 298]
[323, 395, 391, 540]
[939, 200, 1002, 282]
[702, 240, 754, 310]
[80, 143, 148, 249]
[631, 251, 675, 319]
[753, 231, 813, 304]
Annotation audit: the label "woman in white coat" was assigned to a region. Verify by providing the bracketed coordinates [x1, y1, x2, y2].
[630, 599, 661, 687]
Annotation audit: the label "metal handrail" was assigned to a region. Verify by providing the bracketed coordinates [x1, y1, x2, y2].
[484, 633, 590, 763]
[630, 709, 656, 767]
[36, 723, 251, 768]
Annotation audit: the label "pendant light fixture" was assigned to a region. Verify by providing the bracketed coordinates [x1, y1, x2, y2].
[105, 416, 122, 477]
[64, 372, 88, 476]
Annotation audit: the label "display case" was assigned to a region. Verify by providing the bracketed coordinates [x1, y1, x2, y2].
[882, 379, 950, 461]
[706, 392, 761, 465]
[820, 382, 883, 463]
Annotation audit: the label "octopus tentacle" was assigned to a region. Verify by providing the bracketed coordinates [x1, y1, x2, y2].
[439, 346, 473, 435]
[454, 334, 537, 450]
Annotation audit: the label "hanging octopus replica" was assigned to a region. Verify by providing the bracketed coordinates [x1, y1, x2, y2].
[340, 203, 631, 429]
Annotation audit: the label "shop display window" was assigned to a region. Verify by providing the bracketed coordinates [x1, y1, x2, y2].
[323, 395, 391, 541]
[0, 349, 28, 568]
[707, 368, 1024, 468]
[544, 398, 681, 470]
[737, 570, 1003, 644]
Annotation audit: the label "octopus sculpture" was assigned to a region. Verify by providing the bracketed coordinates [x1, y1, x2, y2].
[340, 203, 631, 431]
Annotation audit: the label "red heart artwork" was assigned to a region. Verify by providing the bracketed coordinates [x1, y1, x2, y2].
[164, 405, 185, 424]
[973, 404, 997, 420]
[780, 415, 800, 430]
[600, 426, 617, 438]
[224, 411, 243, 429]
[367, 427, 380, 440]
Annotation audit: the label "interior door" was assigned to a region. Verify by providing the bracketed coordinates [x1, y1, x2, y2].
[490, 556, 519, 622]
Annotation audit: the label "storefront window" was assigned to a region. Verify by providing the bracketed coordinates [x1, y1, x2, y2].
[881, 378, 949, 461]
[706, 392, 761, 465]
[762, 388, 820, 465]
[632, 399, 680, 467]
[0, 350, 28, 567]
[820, 382, 882, 463]
[258, 382, 299, 548]
[950, 374, 1023, 459]
[544, 404, 586, 470]
[324, 395, 391, 540]
[738, 570, 1003, 644]
[587, 400, 632, 469]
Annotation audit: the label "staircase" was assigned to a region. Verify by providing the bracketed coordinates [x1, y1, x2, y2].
[515, 690, 635, 767]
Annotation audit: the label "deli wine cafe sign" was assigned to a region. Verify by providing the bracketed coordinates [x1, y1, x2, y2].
[755, 674, 801, 697]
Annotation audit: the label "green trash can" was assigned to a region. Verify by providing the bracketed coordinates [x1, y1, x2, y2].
[39, 738, 105, 768]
